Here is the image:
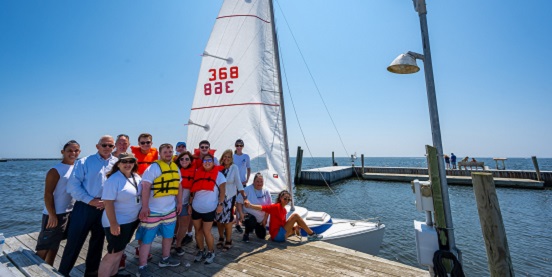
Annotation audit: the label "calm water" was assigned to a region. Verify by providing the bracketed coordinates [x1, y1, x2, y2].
[1, 157, 551, 276]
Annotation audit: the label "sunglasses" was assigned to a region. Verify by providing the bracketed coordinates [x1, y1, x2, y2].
[140, 141, 152, 145]
[203, 159, 214, 163]
[283, 197, 291, 201]
[235, 145, 244, 147]
[179, 157, 190, 161]
[120, 159, 135, 164]
[101, 144, 115, 148]
[199, 146, 209, 149]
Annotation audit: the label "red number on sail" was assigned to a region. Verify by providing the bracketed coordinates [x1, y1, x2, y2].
[204, 83, 212, 95]
[208, 69, 216, 81]
[219, 67, 227, 80]
[226, 81, 234, 93]
[230, 66, 239, 79]
[214, 82, 223, 94]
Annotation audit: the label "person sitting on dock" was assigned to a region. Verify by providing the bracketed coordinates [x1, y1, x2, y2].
[237, 173, 271, 242]
[244, 190, 323, 242]
[36, 140, 80, 266]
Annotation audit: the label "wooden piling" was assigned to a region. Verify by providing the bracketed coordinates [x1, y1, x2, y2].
[361, 154, 365, 173]
[471, 172, 514, 277]
[532, 156, 541, 181]
[332, 151, 335, 166]
[294, 146, 303, 184]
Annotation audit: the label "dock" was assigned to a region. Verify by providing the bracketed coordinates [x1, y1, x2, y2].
[297, 166, 549, 189]
[1, 230, 427, 277]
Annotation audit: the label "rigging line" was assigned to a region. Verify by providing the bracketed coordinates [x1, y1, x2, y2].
[277, 26, 369, 222]
[274, 0, 353, 163]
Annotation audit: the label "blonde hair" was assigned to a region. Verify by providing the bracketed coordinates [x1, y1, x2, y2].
[220, 149, 234, 168]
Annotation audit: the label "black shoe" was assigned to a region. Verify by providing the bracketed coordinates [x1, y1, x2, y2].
[235, 224, 243, 234]
[182, 234, 193, 245]
[242, 233, 249, 242]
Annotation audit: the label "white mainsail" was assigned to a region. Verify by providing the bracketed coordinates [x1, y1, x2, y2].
[187, 0, 288, 193]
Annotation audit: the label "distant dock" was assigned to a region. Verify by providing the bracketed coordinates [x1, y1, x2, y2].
[1, 231, 427, 276]
[297, 166, 549, 189]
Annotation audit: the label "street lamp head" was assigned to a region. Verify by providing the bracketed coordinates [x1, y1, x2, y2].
[387, 53, 420, 74]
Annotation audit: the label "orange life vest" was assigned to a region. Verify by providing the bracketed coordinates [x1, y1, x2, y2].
[192, 148, 217, 168]
[131, 146, 159, 176]
[180, 166, 196, 189]
[190, 166, 223, 193]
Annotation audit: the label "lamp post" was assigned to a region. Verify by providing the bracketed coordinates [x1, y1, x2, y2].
[388, 0, 458, 257]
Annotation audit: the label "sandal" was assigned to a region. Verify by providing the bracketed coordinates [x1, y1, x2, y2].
[222, 240, 232, 252]
[216, 237, 224, 249]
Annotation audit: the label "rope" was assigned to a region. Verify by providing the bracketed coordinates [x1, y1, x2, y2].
[275, 3, 374, 222]
[432, 250, 465, 277]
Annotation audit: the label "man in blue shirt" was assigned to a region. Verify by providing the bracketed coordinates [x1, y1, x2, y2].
[451, 153, 457, 170]
[59, 135, 118, 277]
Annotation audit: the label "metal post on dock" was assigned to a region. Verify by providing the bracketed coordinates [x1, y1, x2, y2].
[471, 172, 514, 277]
[532, 156, 541, 181]
[332, 151, 335, 166]
[294, 146, 303, 184]
[361, 154, 365, 173]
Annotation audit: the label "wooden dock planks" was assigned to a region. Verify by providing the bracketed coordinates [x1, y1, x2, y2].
[2, 230, 427, 277]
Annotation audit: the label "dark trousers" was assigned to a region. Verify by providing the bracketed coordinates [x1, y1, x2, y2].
[243, 213, 266, 239]
[58, 201, 105, 277]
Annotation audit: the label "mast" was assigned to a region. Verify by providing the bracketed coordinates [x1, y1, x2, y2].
[268, 0, 294, 209]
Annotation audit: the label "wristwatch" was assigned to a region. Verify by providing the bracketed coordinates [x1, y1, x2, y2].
[218, 202, 223, 206]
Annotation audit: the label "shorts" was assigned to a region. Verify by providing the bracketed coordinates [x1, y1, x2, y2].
[191, 208, 216, 222]
[104, 220, 139, 253]
[272, 227, 287, 243]
[135, 210, 177, 244]
[179, 203, 190, 217]
[35, 212, 70, 251]
[214, 196, 235, 224]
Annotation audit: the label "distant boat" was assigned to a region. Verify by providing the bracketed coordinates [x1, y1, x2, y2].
[0, 158, 7, 162]
[186, 0, 385, 255]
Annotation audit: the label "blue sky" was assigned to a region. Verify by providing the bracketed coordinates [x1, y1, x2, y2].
[1, 0, 551, 159]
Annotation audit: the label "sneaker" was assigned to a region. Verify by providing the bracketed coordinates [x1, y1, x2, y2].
[137, 266, 151, 277]
[235, 224, 243, 234]
[158, 256, 180, 267]
[307, 232, 323, 241]
[194, 250, 206, 262]
[174, 247, 186, 256]
[204, 251, 215, 264]
[242, 233, 249, 242]
[118, 253, 127, 271]
[182, 234, 193, 245]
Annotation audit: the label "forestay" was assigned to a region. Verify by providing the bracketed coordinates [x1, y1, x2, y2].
[187, 0, 288, 193]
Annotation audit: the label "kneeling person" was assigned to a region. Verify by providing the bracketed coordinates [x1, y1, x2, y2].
[135, 144, 182, 275]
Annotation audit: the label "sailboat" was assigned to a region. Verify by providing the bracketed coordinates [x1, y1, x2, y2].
[186, 0, 385, 255]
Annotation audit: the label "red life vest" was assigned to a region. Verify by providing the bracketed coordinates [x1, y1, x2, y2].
[192, 148, 217, 168]
[180, 166, 196, 189]
[131, 146, 159, 176]
[190, 166, 223, 193]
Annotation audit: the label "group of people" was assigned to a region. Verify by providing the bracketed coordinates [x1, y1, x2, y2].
[36, 133, 322, 277]
[444, 153, 457, 169]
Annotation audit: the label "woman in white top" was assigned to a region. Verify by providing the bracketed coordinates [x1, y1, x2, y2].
[98, 153, 141, 277]
[215, 149, 247, 251]
[36, 140, 80, 266]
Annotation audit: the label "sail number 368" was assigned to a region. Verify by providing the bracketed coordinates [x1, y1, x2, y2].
[204, 67, 239, 95]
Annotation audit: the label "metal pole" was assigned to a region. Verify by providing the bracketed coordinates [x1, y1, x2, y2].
[414, 0, 457, 253]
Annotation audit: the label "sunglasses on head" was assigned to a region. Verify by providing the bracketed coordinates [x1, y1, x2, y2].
[200, 146, 209, 149]
[101, 144, 114, 148]
[203, 158, 214, 163]
[179, 157, 190, 161]
[120, 159, 135, 164]
[140, 141, 152, 145]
